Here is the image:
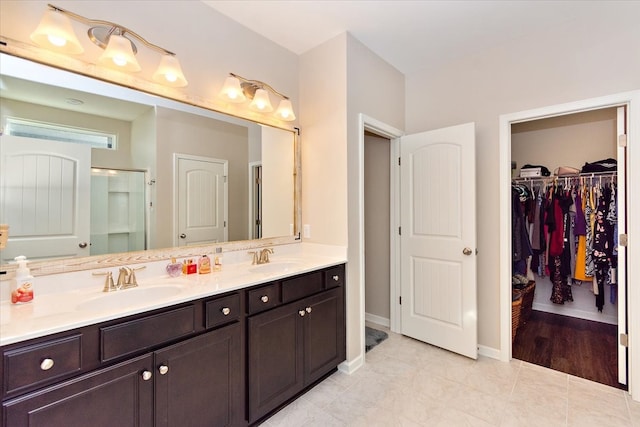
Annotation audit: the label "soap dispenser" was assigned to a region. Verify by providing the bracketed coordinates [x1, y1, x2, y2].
[11, 255, 34, 304]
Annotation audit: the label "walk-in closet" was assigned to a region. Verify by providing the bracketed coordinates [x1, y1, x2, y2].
[510, 107, 626, 388]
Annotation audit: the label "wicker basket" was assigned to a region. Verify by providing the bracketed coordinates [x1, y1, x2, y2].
[520, 281, 536, 325]
[512, 292, 523, 342]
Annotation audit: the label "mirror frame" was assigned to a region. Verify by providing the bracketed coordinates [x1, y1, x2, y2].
[0, 37, 301, 277]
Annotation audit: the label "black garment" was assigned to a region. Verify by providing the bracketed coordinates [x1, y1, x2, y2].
[581, 158, 617, 173]
[512, 188, 532, 264]
[592, 186, 613, 312]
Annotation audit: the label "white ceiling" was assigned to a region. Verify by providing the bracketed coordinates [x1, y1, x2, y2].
[202, 0, 622, 74]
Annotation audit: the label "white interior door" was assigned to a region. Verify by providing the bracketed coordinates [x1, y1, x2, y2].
[400, 122, 477, 359]
[0, 135, 91, 263]
[175, 155, 227, 246]
[617, 106, 628, 385]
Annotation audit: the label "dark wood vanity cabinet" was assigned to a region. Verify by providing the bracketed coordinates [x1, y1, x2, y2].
[154, 323, 242, 427]
[3, 354, 155, 426]
[3, 324, 241, 427]
[247, 267, 346, 424]
[1, 264, 345, 427]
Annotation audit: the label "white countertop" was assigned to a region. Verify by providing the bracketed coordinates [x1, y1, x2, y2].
[0, 243, 347, 347]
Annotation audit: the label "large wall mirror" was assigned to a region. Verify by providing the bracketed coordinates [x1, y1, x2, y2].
[0, 53, 300, 273]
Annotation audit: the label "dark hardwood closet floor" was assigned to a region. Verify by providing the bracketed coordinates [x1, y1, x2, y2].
[512, 310, 624, 389]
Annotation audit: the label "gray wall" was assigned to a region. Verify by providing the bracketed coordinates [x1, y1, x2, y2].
[404, 5, 640, 350]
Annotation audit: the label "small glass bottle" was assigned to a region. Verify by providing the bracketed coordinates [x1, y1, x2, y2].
[198, 255, 211, 274]
[166, 258, 182, 277]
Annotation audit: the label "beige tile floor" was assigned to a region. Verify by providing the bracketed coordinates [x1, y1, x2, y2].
[263, 325, 640, 427]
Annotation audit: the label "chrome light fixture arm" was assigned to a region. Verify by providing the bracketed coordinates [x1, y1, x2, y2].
[46, 3, 176, 57]
[230, 72, 289, 100]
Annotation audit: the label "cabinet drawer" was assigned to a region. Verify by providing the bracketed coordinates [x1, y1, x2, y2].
[100, 305, 196, 362]
[325, 265, 345, 289]
[247, 283, 280, 314]
[282, 271, 323, 303]
[3, 334, 82, 396]
[205, 293, 240, 328]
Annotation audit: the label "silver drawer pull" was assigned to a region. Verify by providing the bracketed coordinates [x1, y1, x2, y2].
[306, 307, 312, 314]
[40, 358, 55, 371]
[159, 365, 169, 375]
[298, 310, 306, 317]
[141, 370, 152, 381]
[221, 307, 231, 316]
[261, 295, 269, 303]
[332, 275, 339, 281]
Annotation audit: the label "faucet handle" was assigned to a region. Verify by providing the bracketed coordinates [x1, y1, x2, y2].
[127, 266, 146, 288]
[248, 251, 258, 265]
[93, 271, 117, 292]
[121, 266, 146, 289]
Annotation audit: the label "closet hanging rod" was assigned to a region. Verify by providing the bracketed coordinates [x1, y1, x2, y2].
[512, 171, 616, 184]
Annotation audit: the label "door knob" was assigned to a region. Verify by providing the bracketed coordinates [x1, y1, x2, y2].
[79, 242, 88, 248]
[463, 247, 473, 256]
[179, 234, 186, 239]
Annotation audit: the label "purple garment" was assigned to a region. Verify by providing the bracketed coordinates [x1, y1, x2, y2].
[574, 192, 586, 235]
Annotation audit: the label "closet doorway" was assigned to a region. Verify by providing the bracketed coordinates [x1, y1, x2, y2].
[364, 131, 392, 330]
[507, 105, 627, 389]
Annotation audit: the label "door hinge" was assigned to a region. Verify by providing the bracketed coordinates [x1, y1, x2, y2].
[619, 134, 628, 148]
[398, 157, 401, 166]
[398, 226, 401, 236]
[224, 221, 227, 227]
[620, 234, 628, 247]
[399, 296, 402, 305]
[224, 175, 228, 183]
[621, 333, 629, 347]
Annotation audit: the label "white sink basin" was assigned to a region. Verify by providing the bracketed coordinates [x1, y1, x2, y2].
[76, 285, 186, 312]
[249, 261, 304, 274]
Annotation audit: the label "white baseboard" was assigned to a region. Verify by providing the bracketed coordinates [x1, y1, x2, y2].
[478, 345, 501, 360]
[532, 301, 617, 325]
[365, 312, 390, 328]
[338, 354, 364, 375]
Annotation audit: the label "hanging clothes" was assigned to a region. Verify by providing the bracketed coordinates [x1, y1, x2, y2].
[573, 186, 592, 281]
[592, 184, 615, 311]
[512, 185, 533, 275]
[548, 187, 574, 304]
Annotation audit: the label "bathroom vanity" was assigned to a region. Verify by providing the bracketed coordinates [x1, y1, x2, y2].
[0, 260, 346, 426]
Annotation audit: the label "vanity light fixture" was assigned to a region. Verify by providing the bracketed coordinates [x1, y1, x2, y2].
[30, 4, 188, 87]
[219, 73, 296, 121]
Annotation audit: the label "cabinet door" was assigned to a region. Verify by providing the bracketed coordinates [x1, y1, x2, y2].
[248, 303, 303, 423]
[3, 354, 154, 427]
[303, 287, 346, 385]
[154, 323, 242, 427]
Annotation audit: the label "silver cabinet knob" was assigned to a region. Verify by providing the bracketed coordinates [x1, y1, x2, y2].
[40, 358, 54, 371]
[141, 370, 152, 381]
[221, 307, 231, 316]
[333, 275, 339, 281]
[298, 310, 306, 317]
[463, 247, 473, 256]
[306, 307, 312, 314]
[158, 365, 169, 375]
[261, 295, 269, 303]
